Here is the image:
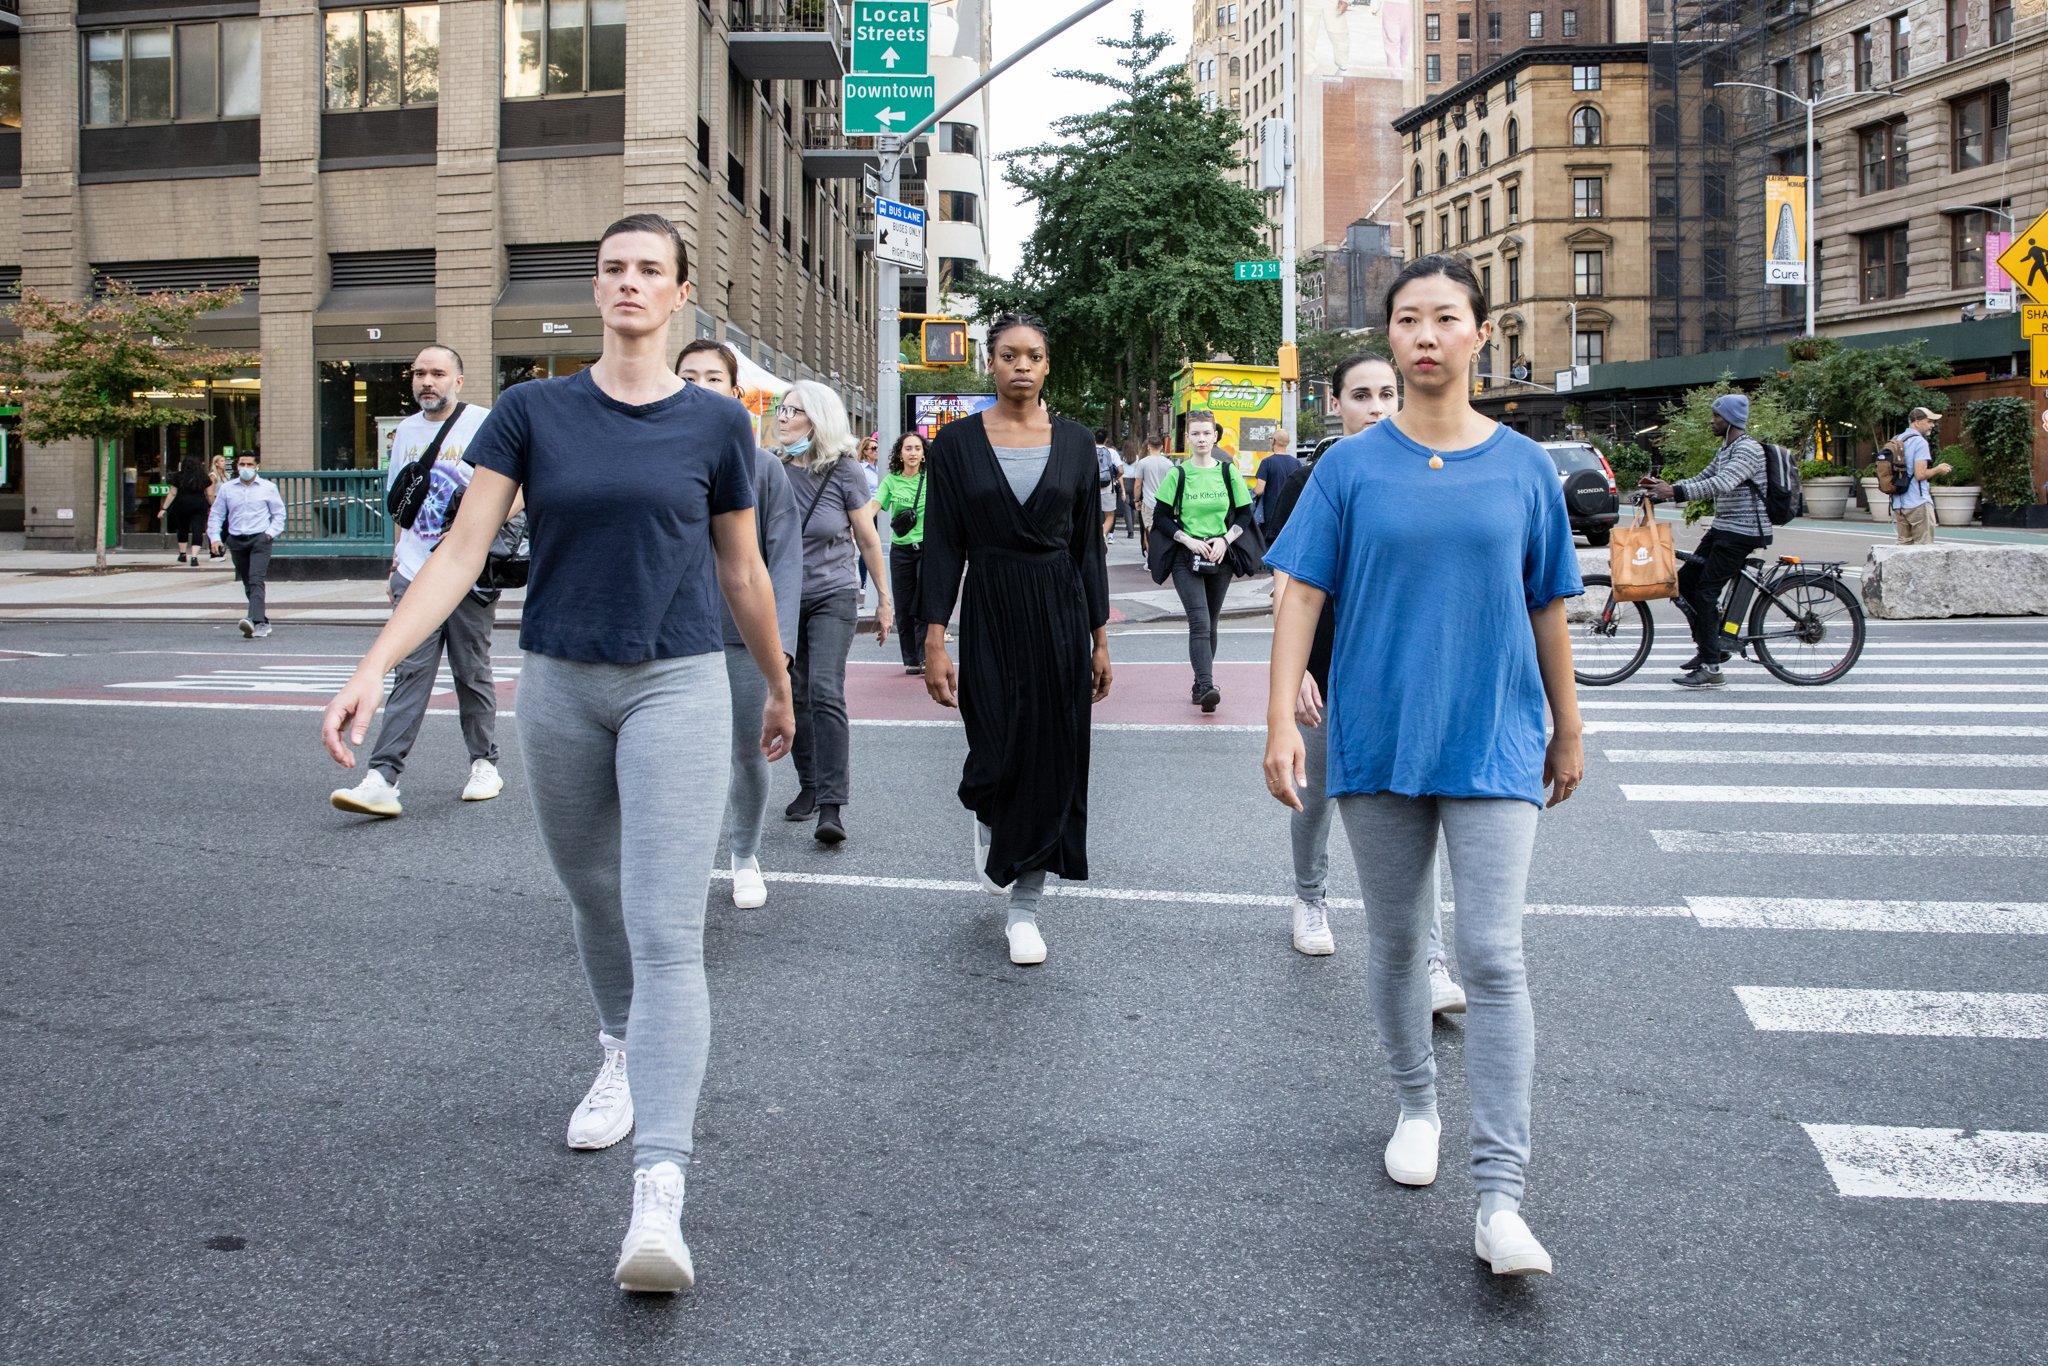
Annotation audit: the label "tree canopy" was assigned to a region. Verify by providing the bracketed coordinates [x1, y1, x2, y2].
[967, 12, 1278, 439]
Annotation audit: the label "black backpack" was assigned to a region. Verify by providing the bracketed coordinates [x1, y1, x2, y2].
[1750, 441, 1802, 525]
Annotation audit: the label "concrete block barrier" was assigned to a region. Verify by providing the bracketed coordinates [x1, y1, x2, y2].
[1862, 544, 2048, 620]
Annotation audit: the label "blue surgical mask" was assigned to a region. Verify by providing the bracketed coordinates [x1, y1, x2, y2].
[782, 436, 812, 459]
[237, 466, 256, 482]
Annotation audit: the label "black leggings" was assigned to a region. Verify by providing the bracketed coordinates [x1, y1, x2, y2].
[890, 542, 925, 667]
[1170, 554, 1233, 691]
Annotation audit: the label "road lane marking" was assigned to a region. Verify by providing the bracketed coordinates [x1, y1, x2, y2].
[1589, 721, 2048, 737]
[1583, 701, 2048, 712]
[1690, 897, 2048, 933]
[1733, 987, 2048, 1039]
[1582, 682, 2046, 692]
[1623, 784, 2048, 805]
[1659, 831, 2048, 859]
[1802, 1125, 2048, 1203]
[1607, 748, 2048, 768]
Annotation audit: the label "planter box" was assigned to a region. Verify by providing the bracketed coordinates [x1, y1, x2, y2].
[1980, 503, 2048, 529]
[1859, 479, 1889, 523]
[1803, 477, 1853, 520]
[1930, 487, 1980, 527]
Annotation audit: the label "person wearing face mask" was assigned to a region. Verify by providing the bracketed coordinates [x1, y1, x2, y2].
[1264, 255, 1584, 1278]
[777, 382, 891, 845]
[1147, 410, 1258, 713]
[678, 340, 802, 909]
[875, 431, 931, 674]
[1264, 355, 1465, 1013]
[331, 345, 506, 817]
[207, 452, 286, 638]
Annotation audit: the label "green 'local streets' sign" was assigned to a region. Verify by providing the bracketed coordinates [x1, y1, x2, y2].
[851, 2, 929, 76]
[1233, 260, 1282, 282]
[844, 76, 937, 136]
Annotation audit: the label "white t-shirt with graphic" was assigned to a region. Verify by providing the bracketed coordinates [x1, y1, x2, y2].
[386, 403, 493, 581]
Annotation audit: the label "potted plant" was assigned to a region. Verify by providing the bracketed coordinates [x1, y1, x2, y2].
[1799, 458, 1853, 519]
[1929, 446, 1980, 526]
[1964, 397, 2047, 528]
[1856, 464, 1888, 522]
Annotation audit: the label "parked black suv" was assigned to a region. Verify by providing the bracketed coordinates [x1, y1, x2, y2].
[1541, 440, 1621, 545]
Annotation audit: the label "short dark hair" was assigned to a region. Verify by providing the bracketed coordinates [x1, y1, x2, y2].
[414, 343, 464, 374]
[675, 338, 739, 383]
[987, 311, 1049, 352]
[889, 430, 926, 474]
[598, 213, 689, 280]
[1093, 427, 1110, 443]
[1331, 351, 1397, 392]
[1383, 252, 1490, 324]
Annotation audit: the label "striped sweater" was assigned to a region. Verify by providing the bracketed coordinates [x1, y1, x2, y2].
[1676, 434, 1770, 539]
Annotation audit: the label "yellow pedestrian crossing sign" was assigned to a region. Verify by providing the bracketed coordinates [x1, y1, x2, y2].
[1994, 208, 2048, 304]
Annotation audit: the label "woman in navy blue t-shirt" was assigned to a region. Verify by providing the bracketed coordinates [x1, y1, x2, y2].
[322, 214, 795, 1295]
[1262, 255, 1584, 1278]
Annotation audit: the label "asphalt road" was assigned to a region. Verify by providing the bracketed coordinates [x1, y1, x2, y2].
[2, 614, 2045, 1364]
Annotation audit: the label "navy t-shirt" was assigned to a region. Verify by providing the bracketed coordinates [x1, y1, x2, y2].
[465, 368, 757, 663]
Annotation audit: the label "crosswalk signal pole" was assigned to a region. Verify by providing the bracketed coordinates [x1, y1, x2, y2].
[1280, 0, 1299, 455]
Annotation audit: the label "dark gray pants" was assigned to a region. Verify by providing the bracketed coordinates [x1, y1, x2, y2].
[226, 533, 273, 624]
[1169, 556, 1232, 692]
[791, 588, 858, 807]
[368, 571, 499, 783]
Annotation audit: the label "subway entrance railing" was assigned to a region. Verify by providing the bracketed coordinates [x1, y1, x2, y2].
[269, 470, 393, 558]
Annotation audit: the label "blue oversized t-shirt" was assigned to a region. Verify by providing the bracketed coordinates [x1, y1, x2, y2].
[465, 368, 757, 664]
[1263, 420, 1582, 806]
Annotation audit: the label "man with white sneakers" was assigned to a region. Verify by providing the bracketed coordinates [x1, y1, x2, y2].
[331, 344, 506, 816]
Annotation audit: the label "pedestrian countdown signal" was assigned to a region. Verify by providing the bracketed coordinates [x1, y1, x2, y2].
[921, 319, 968, 366]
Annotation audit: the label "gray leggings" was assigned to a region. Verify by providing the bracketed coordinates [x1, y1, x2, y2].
[517, 650, 732, 1173]
[1337, 792, 1540, 1201]
[723, 642, 769, 861]
[1294, 719, 1445, 964]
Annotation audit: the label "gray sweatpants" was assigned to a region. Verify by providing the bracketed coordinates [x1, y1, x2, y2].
[1295, 719, 1446, 965]
[1337, 792, 1541, 1201]
[723, 642, 769, 861]
[517, 650, 732, 1173]
[369, 571, 498, 782]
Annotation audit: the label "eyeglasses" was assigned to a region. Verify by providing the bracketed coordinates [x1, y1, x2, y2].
[781, 406, 808, 418]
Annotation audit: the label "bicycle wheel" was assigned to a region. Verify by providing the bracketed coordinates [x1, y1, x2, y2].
[1572, 574, 1653, 685]
[1750, 572, 1866, 685]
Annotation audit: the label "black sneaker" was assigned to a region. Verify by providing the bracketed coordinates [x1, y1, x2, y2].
[784, 788, 817, 821]
[1198, 685, 1222, 714]
[1677, 651, 1704, 673]
[814, 805, 846, 844]
[1672, 664, 1725, 689]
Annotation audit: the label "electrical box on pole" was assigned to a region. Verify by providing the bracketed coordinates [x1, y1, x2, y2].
[1277, 343, 1299, 382]
[1259, 118, 1290, 191]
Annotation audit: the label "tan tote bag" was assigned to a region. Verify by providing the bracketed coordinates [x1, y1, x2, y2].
[1608, 499, 1679, 602]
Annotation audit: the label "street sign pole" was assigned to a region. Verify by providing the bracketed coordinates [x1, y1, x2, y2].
[1280, 0, 1298, 455]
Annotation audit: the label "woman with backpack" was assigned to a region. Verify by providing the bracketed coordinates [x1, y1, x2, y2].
[1148, 410, 1258, 713]
[1263, 254, 1583, 1278]
[876, 432, 930, 675]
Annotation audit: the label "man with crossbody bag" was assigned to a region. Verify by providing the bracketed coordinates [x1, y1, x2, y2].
[332, 344, 507, 816]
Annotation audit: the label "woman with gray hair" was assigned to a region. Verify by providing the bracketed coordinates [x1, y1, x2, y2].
[777, 379, 891, 844]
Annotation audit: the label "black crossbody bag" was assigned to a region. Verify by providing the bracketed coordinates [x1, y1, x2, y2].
[889, 472, 926, 539]
[385, 403, 468, 528]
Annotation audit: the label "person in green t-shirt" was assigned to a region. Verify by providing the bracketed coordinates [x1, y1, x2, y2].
[876, 431, 930, 673]
[1154, 409, 1254, 712]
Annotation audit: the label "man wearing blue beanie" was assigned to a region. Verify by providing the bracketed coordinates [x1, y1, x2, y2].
[1640, 392, 1771, 688]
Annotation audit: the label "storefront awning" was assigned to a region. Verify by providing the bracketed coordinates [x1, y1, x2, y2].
[316, 285, 435, 328]
[1577, 315, 2026, 397]
[494, 279, 599, 320]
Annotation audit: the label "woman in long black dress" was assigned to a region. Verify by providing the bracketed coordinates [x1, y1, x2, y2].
[921, 314, 1112, 966]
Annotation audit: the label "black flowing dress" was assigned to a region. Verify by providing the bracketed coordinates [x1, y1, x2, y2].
[920, 413, 1110, 887]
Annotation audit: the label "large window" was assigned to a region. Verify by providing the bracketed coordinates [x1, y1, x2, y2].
[1457, 142, 1468, 177]
[1572, 176, 1602, 218]
[1458, 14, 1471, 39]
[936, 257, 978, 295]
[1946, 0, 1968, 59]
[1859, 120, 1907, 193]
[1506, 255, 1521, 302]
[1426, 13, 1441, 40]
[1457, 204, 1470, 243]
[1655, 176, 1677, 217]
[937, 191, 979, 225]
[1859, 226, 1909, 301]
[1951, 209, 1998, 289]
[503, 0, 625, 97]
[1951, 85, 2009, 169]
[1705, 247, 1728, 298]
[1854, 27, 1875, 90]
[1573, 250, 1604, 296]
[1703, 172, 1726, 219]
[1574, 330, 1602, 369]
[84, 22, 261, 125]
[940, 122, 979, 156]
[1890, 12, 1912, 80]
[1655, 250, 1679, 296]
[1562, 10, 1578, 37]
[1991, 0, 2013, 42]
[2, 35, 19, 129]
[1506, 117, 1519, 155]
[1458, 54, 1473, 80]
[1481, 197, 1492, 235]
[1488, 13, 1501, 40]
[1478, 132, 1490, 166]
[1804, 47, 1823, 100]
[1529, 12, 1544, 38]
[325, 8, 439, 110]
[1571, 106, 1601, 146]
[1426, 54, 1441, 83]
[1505, 183, 1520, 221]
[1573, 65, 1601, 91]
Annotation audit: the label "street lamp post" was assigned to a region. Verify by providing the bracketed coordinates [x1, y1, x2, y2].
[1713, 80, 1897, 338]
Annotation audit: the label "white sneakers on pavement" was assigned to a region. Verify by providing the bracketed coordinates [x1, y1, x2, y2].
[567, 1033, 633, 1151]
[330, 769, 402, 817]
[1006, 921, 1047, 966]
[614, 1161, 694, 1293]
[461, 758, 504, 802]
[1291, 897, 1335, 956]
[731, 856, 768, 909]
[1429, 961, 1468, 1015]
[1383, 1113, 1441, 1187]
[1475, 1208, 1553, 1276]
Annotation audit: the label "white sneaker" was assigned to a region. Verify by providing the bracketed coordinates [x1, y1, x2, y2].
[613, 1162, 694, 1293]
[567, 1033, 633, 1150]
[1383, 1113, 1440, 1186]
[461, 758, 504, 802]
[974, 820, 1009, 896]
[1291, 897, 1335, 956]
[1475, 1208, 1553, 1276]
[237, 618, 254, 638]
[731, 856, 768, 909]
[329, 769, 402, 817]
[1429, 961, 1468, 1015]
[1006, 920, 1047, 966]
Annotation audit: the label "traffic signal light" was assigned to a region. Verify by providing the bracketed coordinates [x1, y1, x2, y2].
[921, 319, 968, 366]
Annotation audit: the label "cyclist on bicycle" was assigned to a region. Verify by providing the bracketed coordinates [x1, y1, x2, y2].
[1639, 393, 1770, 690]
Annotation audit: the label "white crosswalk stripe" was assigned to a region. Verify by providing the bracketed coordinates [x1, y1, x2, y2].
[1733, 987, 2048, 1039]
[1608, 748, 2048, 767]
[1623, 784, 2048, 806]
[1801, 1125, 2048, 1203]
[1660, 831, 2048, 859]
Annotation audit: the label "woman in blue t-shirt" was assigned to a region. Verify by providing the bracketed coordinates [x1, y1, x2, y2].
[321, 214, 795, 1296]
[1262, 254, 1585, 1279]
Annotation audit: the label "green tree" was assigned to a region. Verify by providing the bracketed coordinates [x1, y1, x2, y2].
[0, 281, 252, 569]
[1760, 336, 1949, 467]
[1962, 396, 2037, 506]
[1652, 378, 1807, 524]
[967, 12, 1278, 441]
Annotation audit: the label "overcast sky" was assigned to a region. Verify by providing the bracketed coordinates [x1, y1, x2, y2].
[986, 3, 1195, 278]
